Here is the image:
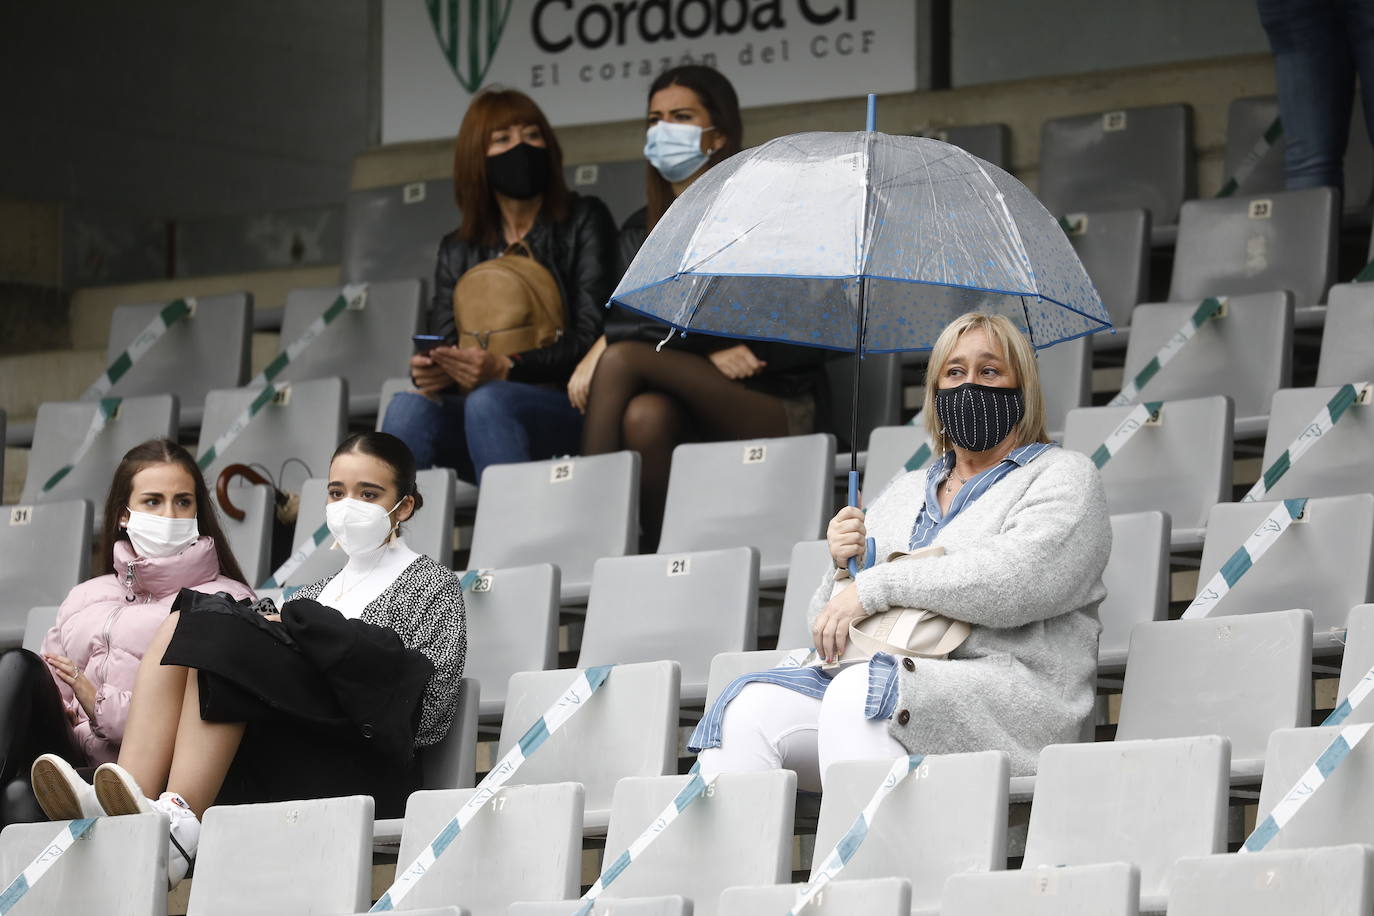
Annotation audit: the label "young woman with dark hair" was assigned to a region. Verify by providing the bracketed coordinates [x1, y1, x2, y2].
[383, 86, 618, 483]
[571, 65, 829, 549]
[33, 433, 466, 887]
[0, 440, 252, 826]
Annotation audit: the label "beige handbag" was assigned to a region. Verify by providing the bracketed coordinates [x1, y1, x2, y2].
[452, 240, 564, 355]
[820, 545, 970, 670]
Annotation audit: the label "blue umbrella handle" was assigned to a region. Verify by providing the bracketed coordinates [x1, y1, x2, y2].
[846, 470, 877, 578]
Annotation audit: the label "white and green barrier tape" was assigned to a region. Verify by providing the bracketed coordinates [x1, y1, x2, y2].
[1241, 723, 1373, 853]
[1181, 497, 1307, 620]
[258, 520, 332, 591]
[1089, 401, 1163, 469]
[372, 665, 614, 912]
[0, 818, 97, 914]
[1108, 297, 1225, 408]
[1216, 117, 1282, 199]
[83, 298, 195, 400]
[40, 398, 123, 494]
[196, 284, 367, 474]
[1242, 383, 1372, 502]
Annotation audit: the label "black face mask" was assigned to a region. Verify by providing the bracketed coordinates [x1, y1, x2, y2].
[934, 383, 1025, 452]
[486, 143, 551, 200]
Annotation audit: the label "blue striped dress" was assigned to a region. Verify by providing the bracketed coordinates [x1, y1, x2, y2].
[688, 442, 1055, 752]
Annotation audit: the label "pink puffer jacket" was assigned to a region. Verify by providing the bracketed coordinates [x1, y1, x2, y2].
[41, 536, 254, 765]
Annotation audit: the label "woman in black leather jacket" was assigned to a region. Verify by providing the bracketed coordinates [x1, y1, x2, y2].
[574, 66, 828, 549]
[382, 88, 617, 483]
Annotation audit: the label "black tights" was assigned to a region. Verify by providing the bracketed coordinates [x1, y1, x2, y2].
[582, 341, 791, 549]
[0, 649, 83, 826]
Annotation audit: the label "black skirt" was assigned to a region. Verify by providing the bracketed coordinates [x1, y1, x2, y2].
[162, 594, 422, 818]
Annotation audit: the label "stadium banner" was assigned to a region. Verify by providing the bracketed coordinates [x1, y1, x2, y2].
[382, 0, 925, 141]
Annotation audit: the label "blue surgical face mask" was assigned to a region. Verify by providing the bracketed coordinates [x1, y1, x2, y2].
[644, 121, 715, 183]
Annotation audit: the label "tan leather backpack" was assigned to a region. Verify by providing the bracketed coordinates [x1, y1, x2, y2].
[452, 240, 564, 355]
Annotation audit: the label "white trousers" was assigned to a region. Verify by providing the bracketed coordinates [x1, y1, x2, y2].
[696, 662, 906, 792]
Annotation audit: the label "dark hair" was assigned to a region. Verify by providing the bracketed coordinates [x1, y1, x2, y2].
[454, 87, 570, 248]
[101, 439, 247, 583]
[645, 65, 743, 230]
[331, 432, 424, 521]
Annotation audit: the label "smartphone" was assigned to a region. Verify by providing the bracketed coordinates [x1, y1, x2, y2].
[413, 334, 449, 355]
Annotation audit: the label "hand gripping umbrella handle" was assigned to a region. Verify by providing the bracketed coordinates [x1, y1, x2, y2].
[846, 470, 877, 578]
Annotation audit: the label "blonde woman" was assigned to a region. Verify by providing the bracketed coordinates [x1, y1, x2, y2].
[692, 313, 1111, 788]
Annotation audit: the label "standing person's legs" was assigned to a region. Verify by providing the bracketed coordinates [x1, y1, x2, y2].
[381, 391, 475, 480]
[1341, 0, 1374, 151]
[816, 663, 907, 790]
[695, 682, 824, 792]
[462, 380, 583, 483]
[1259, 0, 1357, 191]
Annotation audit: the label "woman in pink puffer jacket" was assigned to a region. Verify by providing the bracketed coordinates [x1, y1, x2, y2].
[1, 439, 252, 824]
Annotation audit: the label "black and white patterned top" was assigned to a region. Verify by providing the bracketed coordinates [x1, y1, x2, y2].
[295, 554, 466, 747]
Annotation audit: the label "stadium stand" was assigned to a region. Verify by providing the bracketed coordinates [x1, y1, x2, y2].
[0, 812, 166, 914]
[456, 563, 560, 718]
[1338, 604, 1374, 724]
[1036, 334, 1091, 437]
[933, 123, 1011, 170]
[512, 895, 691, 915]
[0, 499, 91, 647]
[1169, 845, 1374, 916]
[1318, 284, 1374, 386]
[942, 862, 1140, 916]
[1061, 208, 1150, 333]
[1097, 511, 1170, 671]
[777, 538, 832, 650]
[718, 877, 911, 915]
[20, 606, 58, 654]
[218, 481, 275, 587]
[340, 179, 458, 290]
[1256, 726, 1374, 851]
[1258, 386, 1374, 500]
[861, 424, 936, 500]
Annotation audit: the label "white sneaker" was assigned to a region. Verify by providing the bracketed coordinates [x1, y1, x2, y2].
[155, 793, 201, 887]
[92, 762, 154, 816]
[30, 754, 104, 820]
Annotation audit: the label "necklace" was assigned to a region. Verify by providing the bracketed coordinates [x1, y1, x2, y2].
[943, 468, 969, 492]
[327, 543, 389, 602]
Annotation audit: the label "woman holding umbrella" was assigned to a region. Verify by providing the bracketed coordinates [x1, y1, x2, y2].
[691, 312, 1110, 787]
[571, 65, 829, 550]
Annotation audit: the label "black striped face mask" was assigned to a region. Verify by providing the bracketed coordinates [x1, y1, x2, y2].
[934, 383, 1025, 452]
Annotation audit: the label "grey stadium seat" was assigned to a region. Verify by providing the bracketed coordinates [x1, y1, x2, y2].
[1037, 104, 1193, 228]
[1168, 187, 1338, 320]
[943, 862, 1140, 916]
[702, 649, 793, 711]
[278, 280, 422, 416]
[22, 606, 58, 653]
[498, 661, 679, 832]
[281, 468, 456, 588]
[469, 452, 638, 604]
[1318, 284, 1374, 386]
[377, 377, 480, 510]
[197, 376, 346, 497]
[1259, 386, 1374, 501]
[862, 424, 935, 501]
[826, 352, 902, 460]
[100, 292, 250, 426]
[391, 783, 582, 914]
[658, 434, 834, 588]
[0, 499, 91, 647]
[1115, 609, 1312, 782]
[578, 548, 758, 703]
[1122, 292, 1291, 437]
[188, 795, 373, 915]
[813, 754, 1008, 913]
[458, 563, 560, 717]
[1169, 845, 1374, 916]
[22, 394, 178, 505]
[933, 123, 1010, 169]
[511, 897, 690, 916]
[340, 178, 457, 289]
[599, 771, 796, 916]
[1022, 736, 1229, 912]
[0, 813, 167, 914]
[1062, 208, 1150, 332]
[1257, 726, 1374, 850]
[1098, 511, 1169, 671]
[220, 482, 275, 587]
[1196, 493, 1374, 650]
[1337, 604, 1374, 725]
[778, 539, 832, 650]
[1062, 396, 1232, 549]
[565, 160, 648, 226]
[1037, 335, 1090, 438]
[718, 877, 910, 916]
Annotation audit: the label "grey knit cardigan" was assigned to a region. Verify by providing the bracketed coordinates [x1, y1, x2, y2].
[808, 446, 1111, 777]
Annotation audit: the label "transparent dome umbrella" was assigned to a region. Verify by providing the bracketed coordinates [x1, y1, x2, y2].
[609, 115, 1113, 573]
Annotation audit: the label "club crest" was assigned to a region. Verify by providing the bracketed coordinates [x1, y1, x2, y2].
[427, 0, 513, 93]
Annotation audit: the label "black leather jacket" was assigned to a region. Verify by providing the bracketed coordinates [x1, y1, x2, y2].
[425, 194, 618, 385]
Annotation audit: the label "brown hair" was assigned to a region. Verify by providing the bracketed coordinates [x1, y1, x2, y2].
[454, 87, 570, 248]
[101, 439, 247, 583]
[922, 313, 1051, 455]
[645, 65, 743, 230]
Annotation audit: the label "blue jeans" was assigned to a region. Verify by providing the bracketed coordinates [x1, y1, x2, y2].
[1258, 0, 1374, 191]
[381, 381, 583, 484]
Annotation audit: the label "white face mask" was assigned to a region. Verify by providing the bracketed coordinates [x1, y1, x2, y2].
[123, 509, 199, 559]
[325, 497, 402, 558]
